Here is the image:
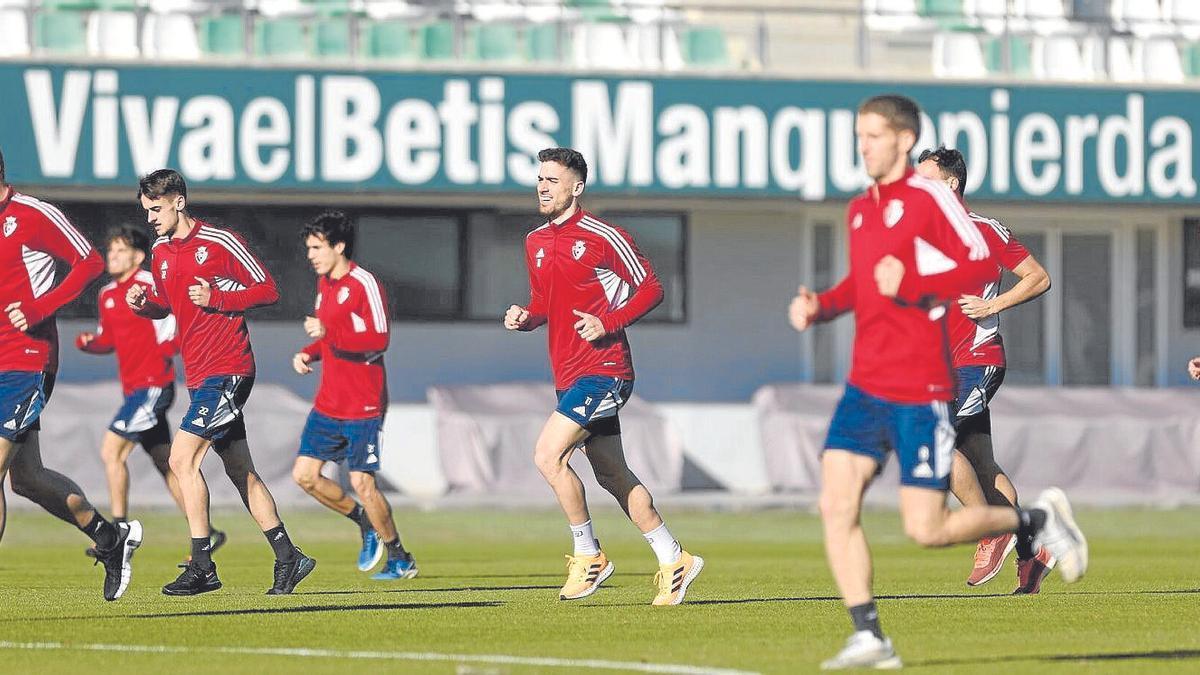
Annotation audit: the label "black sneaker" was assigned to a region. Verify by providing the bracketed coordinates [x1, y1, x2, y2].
[266, 549, 316, 595]
[163, 561, 222, 596]
[94, 520, 142, 601]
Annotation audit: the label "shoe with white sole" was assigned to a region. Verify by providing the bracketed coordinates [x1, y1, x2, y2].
[820, 630, 902, 670]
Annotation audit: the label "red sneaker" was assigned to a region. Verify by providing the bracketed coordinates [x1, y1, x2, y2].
[1013, 546, 1056, 595]
[966, 533, 1016, 586]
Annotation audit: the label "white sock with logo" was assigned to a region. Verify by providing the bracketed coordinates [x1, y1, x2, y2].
[570, 520, 600, 556]
[643, 522, 682, 565]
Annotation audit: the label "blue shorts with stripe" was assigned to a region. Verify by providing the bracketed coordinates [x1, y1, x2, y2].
[298, 410, 384, 473]
[183, 375, 253, 444]
[555, 376, 634, 437]
[0, 371, 55, 442]
[109, 383, 175, 447]
[951, 365, 1006, 436]
[823, 384, 956, 490]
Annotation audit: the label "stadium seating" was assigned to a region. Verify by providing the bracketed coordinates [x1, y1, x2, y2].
[142, 12, 202, 60]
[199, 14, 246, 58]
[0, 6, 31, 57]
[361, 19, 416, 60]
[470, 21, 520, 61]
[932, 31, 987, 78]
[35, 10, 88, 55]
[422, 20, 455, 60]
[255, 16, 307, 58]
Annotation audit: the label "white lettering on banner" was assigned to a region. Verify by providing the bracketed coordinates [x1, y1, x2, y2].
[385, 99, 441, 184]
[572, 80, 653, 186]
[239, 97, 291, 183]
[321, 75, 382, 181]
[657, 104, 710, 189]
[439, 80, 479, 184]
[178, 95, 235, 180]
[714, 106, 768, 189]
[507, 101, 559, 185]
[14, 70, 1199, 201]
[24, 69, 90, 177]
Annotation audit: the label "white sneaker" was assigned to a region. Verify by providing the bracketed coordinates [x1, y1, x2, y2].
[1031, 487, 1088, 583]
[820, 630, 902, 670]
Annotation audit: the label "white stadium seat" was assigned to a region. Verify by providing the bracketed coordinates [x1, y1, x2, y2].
[864, 0, 934, 32]
[1163, 0, 1200, 40]
[0, 8, 30, 57]
[1015, 0, 1081, 35]
[1142, 37, 1184, 82]
[1033, 34, 1098, 80]
[966, 0, 1025, 34]
[86, 10, 140, 59]
[932, 31, 987, 79]
[142, 12, 201, 60]
[1112, 0, 1176, 38]
[1107, 37, 1143, 82]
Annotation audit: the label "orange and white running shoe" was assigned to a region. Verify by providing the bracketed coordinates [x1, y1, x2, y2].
[966, 533, 1016, 586]
[652, 550, 704, 606]
[559, 550, 614, 600]
[1013, 546, 1056, 595]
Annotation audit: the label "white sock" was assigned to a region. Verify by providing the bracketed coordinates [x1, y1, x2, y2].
[570, 520, 600, 556]
[643, 522, 682, 565]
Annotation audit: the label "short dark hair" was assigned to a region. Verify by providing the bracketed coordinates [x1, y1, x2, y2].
[301, 210, 356, 259]
[137, 169, 187, 200]
[859, 94, 922, 143]
[0, 147, 5, 184]
[537, 147, 588, 183]
[106, 224, 151, 257]
[918, 145, 968, 196]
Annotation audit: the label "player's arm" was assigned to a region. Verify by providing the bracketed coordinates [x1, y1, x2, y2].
[890, 191, 995, 305]
[8, 206, 102, 330]
[326, 278, 390, 358]
[76, 301, 114, 354]
[593, 230, 664, 335]
[294, 339, 321, 375]
[204, 233, 280, 311]
[129, 252, 171, 319]
[814, 274, 856, 322]
[507, 241, 548, 331]
[960, 230, 1050, 320]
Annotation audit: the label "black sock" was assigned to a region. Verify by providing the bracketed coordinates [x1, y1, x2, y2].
[347, 504, 368, 530]
[1015, 507, 1046, 560]
[384, 537, 408, 561]
[81, 513, 118, 551]
[848, 601, 883, 639]
[264, 524, 297, 561]
[191, 536, 213, 567]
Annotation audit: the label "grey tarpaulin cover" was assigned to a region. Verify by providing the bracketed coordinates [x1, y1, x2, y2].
[755, 383, 1200, 505]
[429, 383, 684, 496]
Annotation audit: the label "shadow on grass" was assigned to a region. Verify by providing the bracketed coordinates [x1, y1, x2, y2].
[577, 587, 1200, 608]
[293, 585, 564, 596]
[129, 600, 503, 619]
[911, 649, 1200, 667]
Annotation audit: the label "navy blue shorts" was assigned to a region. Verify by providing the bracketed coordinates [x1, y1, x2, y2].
[0, 371, 55, 443]
[183, 375, 253, 443]
[823, 384, 956, 489]
[555, 376, 634, 437]
[297, 410, 384, 473]
[951, 365, 1005, 436]
[110, 383, 175, 447]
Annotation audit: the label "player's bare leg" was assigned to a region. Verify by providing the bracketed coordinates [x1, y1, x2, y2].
[6, 432, 141, 600]
[99, 432, 137, 520]
[166, 429, 214, 539]
[951, 434, 1029, 587]
[144, 440, 188, 515]
[215, 436, 282, 530]
[899, 486, 1020, 547]
[584, 433, 703, 605]
[292, 456, 357, 514]
[533, 412, 592, 525]
[819, 450, 878, 607]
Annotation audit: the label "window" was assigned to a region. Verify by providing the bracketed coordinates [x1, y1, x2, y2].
[1001, 231, 1046, 384]
[1061, 233, 1112, 386]
[1135, 228, 1156, 386]
[810, 222, 838, 383]
[45, 200, 687, 323]
[1183, 218, 1200, 328]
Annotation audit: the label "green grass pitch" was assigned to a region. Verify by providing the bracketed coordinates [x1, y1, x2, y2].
[0, 506, 1197, 673]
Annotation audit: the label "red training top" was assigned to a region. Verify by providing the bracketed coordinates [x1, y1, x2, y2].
[949, 211, 1032, 369]
[77, 269, 178, 395]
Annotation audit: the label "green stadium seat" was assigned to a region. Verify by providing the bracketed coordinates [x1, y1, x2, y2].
[96, 0, 137, 10]
[303, 0, 353, 18]
[682, 27, 728, 67]
[199, 15, 245, 58]
[313, 18, 350, 57]
[1185, 43, 1200, 78]
[525, 23, 560, 62]
[565, 0, 623, 22]
[362, 20, 417, 61]
[920, 0, 973, 30]
[472, 23, 520, 62]
[421, 20, 454, 60]
[255, 17, 307, 59]
[35, 11, 87, 55]
[40, 0, 99, 11]
[985, 35, 1033, 77]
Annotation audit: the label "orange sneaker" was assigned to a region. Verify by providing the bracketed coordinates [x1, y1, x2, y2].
[652, 550, 704, 606]
[1013, 546, 1056, 595]
[966, 533, 1016, 586]
[559, 550, 614, 600]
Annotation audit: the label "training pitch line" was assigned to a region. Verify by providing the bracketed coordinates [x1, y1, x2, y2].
[0, 641, 759, 674]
